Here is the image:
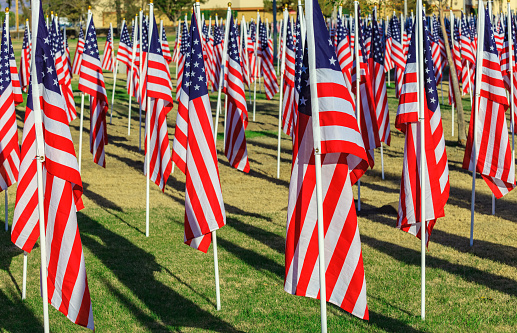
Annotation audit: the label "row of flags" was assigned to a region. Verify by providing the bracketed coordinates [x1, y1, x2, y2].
[0, 0, 516, 330]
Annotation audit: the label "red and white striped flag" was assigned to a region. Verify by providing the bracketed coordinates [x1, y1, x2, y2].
[384, 17, 394, 72]
[172, 21, 181, 63]
[176, 20, 189, 101]
[390, 15, 406, 98]
[281, 18, 296, 137]
[395, 18, 449, 244]
[143, 15, 174, 190]
[448, 22, 462, 106]
[116, 20, 133, 71]
[79, 19, 109, 168]
[336, 15, 353, 91]
[50, 18, 76, 123]
[72, 24, 84, 75]
[285, 0, 369, 319]
[3, 17, 22, 105]
[160, 23, 172, 64]
[430, 15, 444, 84]
[20, 22, 31, 92]
[258, 21, 279, 100]
[172, 12, 226, 252]
[463, 9, 516, 199]
[11, 5, 93, 328]
[460, 14, 475, 96]
[224, 15, 250, 172]
[101, 24, 114, 71]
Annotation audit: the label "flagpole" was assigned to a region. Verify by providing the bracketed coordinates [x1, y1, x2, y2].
[79, 8, 92, 173]
[30, 1, 49, 331]
[128, 15, 138, 136]
[277, 8, 287, 179]
[471, 0, 485, 247]
[450, 10, 455, 138]
[253, 10, 259, 122]
[4, 189, 7, 231]
[175, 18, 181, 86]
[416, 1, 426, 320]
[110, 22, 118, 125]
[145, 2, 155, 238]
[138, 9, 143, 152]
[509, 0, 514, 180]
[213, 5, 232, 148]
[22, 251, 27, 299]
[306, 0, 327, 330]
[354, 2, 361, 212]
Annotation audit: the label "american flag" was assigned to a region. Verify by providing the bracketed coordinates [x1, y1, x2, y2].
[50, 18, 76, 123]
[171, 12, 226, 253]
[101, 24, 114, 71]
[211, 23, 223, 91]
[143, 15, 174, 191]
[78, 18, 109, 168]
[463, 7, 516, 199]
[363, 21, 372, 58]
[370, 13, 391, 146]
[127, 19, 140, 101]
[384, 17, 394, 72]
[240, 16, 251, 88]
[205, 23, 215, 90]
[285, 0, 368, 319]
[172, 20, 181, 63]
[281, 18, 296, 137]
[430, 15, 444, 84]
[72, 23, 84, 75]
[20, 22, 31, 92]
[3, 17, 22, 105]
[447, 19, 462, 105]
[290, 12, 304, 142]
[176, 20, 189, 101]
[11, 3, 94, 328]
[395, 16, 449, 245]
[336, 15, 353, 91]
[0, 17, 20, 192]
[352, 7, 380, 167]
[116, 20, 133, 70]
[390, 15, 405, 97]
[510, 19, 517, 129]
[65, 30, 72, 73]
[248, 21, 258, 81]
[224, 15, 250, 172]
[460, 13, 475, 96]
[258, 21, 279, 100]
[161, 23, 172, 64]
[494, 19, 505, 56]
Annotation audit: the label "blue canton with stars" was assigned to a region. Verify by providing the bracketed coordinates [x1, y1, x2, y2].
[180, 20, 190, 56]
[27, 3, 63, 110]
[461, 13, 472, 41]
[106, 26, 112, 44]
[149, 15, 163, 57]
[84, 19, 101, 60]
[50, 19, 61, 58]
[249, 21, 256, 44]
[482, 5, 499, 56]
[161, 24, 168, 45]
[182, 12, 207, 100]
[312, 0, 341, 72]
[141, 17, 149, 53]
[405, 14, 440, 113]
[213, 24, 222, 47]
[391, 15, 402, 44]
[22, 25, 30, 50]
[0, 17, 12, 93]
[3, 18, 15, 63]
[297, 42, 311, 117]
[227, 15, 240, 64]
[371, 14, 385, 65]
[259, 21, 268, 54]
[294, 12, 304, 94]
[120, 21, 133, 48]
[78, 24, 84, 41]
[285, 17, 294, 57]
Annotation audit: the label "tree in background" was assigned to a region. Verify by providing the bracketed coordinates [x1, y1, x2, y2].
[153, 0, 207, 23]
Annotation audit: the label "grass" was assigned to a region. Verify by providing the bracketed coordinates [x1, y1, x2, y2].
[1, 37, 517, 333]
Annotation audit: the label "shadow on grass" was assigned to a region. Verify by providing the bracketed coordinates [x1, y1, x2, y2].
[368, 311, 425, 333]
[0, 230, 25, 296]
[226, 216, 284, 255]
[0, 288, 43, 332]
[79, 212, 241, 332]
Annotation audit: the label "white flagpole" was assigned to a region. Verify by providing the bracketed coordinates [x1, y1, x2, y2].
[253, 10, 260, 121]
[306, 0, 327, 330]
[241, 15, 251, 100]
[416, 1, 426, 320]
[30, 1, 49, 330]
[277, 9, 287, 179]
[138, 9, 143, 152]
[22, 251, 27, 299]
[471, 0, 485, 247]
[509, 0, 515, 184]
[213, 5, 231, 147]
[79, 8, 92, 173]
[145, 2, 155, 238]
[4, 189, 7, 231]
[110, 22, 118, 125]
[354, 3, 361, 212]
[175, 18, 181, 86]
[128, 15, 138, 136]
[450, 10, 455, 138]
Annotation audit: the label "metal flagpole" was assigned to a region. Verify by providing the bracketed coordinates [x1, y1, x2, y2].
[22, 251, 27, 299]
[471, 0, 485, 247]
[355, 2, 361, 212]
[214, 4, 232, 147]
[416, 1, 426, 320]
[79, 7, 93, 173]
[138, 9, 143, 151]
[128, 15, 138, 136]
[110, 22, 118, 124]
[253, 10, 259, 121]
[509, 0, 514, 192]
[145, 2, 154, 238]
[277, 8, 287, 179]
[31, 0, 49, 330]
[450, 10, 455, 137]
[306, 0, 327, 330]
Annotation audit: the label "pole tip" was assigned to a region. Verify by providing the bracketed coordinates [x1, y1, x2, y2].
[88, 6, 91, 10]
[150, 0, 153, 3]
[5, 7, 8, 13]
[228, 2, 231, 7]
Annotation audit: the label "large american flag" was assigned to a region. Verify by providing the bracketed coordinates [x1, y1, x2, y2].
[143, 15, 174, 191]
[3, 17, 22, 105]
[11, 3, 94, 328]
[50, 18, 76, 123]
[281, 18, 296, 137]
[101, 24, 114, 71]
[258, 20, 279, 100]
[336, 15, 353, 92]
[20, 22, 31, 92]
[172, 12, 226, 253]
[0, 19, 20, 192]
[395, 17, 449, 245]
[161, 23, 172, 64]
[370, 13, 390, 146]
[463, 7, 516, 199]
[72, 23, 84, 75]
[176, 20, 189, 101]
[224, 15, 250, 172]
[78, 18, 109, 168]
[116, 20, 133, 70]
[285, 0, 369, 320]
